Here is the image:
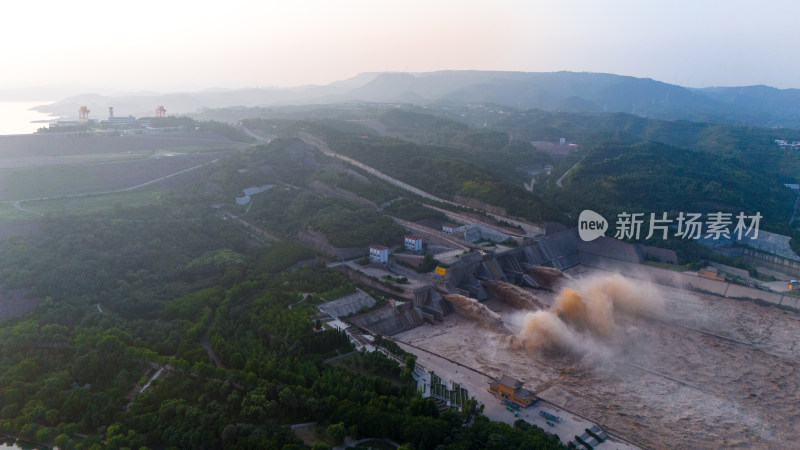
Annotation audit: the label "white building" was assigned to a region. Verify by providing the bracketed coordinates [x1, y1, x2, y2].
[369, 245, 388, 263]
[442, 223, 458, 234]
[404, 236, 422, 252]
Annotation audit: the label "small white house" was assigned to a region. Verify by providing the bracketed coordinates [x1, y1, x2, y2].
[369, 245, 388, 263]
[442, 223, 458, 234]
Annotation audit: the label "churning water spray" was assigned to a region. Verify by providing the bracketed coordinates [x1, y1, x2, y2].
[512, 273, 664, 354]
[525, 265, 571, 287]
[483, 280, 546, 310]
[444, 294, 511, 334]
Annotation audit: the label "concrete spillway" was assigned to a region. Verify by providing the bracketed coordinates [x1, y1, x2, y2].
[443, 294, 511, 334]
[525, 266, 567, 289]
[483, 280, 546, 311]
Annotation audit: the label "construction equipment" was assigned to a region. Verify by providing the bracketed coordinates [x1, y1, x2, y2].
[539, 410, 562, 423]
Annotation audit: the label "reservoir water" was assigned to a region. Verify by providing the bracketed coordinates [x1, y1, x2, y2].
[0, 101, 57, 135]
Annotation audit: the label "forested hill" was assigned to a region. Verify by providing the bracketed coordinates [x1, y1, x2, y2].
[322, 70, 800, 127]
[1, 103, 799, 447]
[553, 141, 792, 234]
[0, 127, 565, 448]
[493, 110, 800, 180]
[270, 109, 798, 236]
[37, 70, 800, 128]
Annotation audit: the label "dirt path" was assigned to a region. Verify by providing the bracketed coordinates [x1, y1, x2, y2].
[201, 331, 227, 369]
[2, 158, 217, 209]
[298, 132, 544, 236]
[392, 217, 470, 250]
[556, 156, 584, 188]
[12, 200, 41, 216]
[220, 210, 279, 243]
[299, 131, 455, 206]
[346, 119, 405, 139]
[323, 350, 356, 364]
[241, 126, 274, 144]
[138, 366, 165, 393]
[420, 202, 531, 238]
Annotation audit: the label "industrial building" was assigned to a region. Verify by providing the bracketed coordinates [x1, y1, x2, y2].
[50, 120, 80, 127]
[49, 105, 170, 131]
[488, 374, 536, 407]
[100, 107, 139, 127]
[404, 235, 423, 252]
[369, 245, 389, 263]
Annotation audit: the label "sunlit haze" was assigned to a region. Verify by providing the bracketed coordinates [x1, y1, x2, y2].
[4, 0, 800, 95]
[2, 2, 800, 449]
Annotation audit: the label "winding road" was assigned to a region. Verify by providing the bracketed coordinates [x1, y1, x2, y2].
[294, 131, 544, 236]
[4, 158, 218, 213]
[555, 156, 584, 188]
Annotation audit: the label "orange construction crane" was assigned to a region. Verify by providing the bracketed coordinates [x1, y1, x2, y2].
[78, 106, 90, 124]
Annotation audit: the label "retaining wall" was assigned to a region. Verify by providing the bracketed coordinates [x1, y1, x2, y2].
[319, 289, 376, 317]
[579, 253, 799, 311]
[297, 228, 365, 260]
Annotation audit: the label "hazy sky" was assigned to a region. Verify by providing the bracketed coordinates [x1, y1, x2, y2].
[4, 0, 800, 94]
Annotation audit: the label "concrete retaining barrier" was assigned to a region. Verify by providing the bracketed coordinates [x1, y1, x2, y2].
[579, 252, 799, 312]
[724, 284, 784, 306]
[781, 295, 800, 309]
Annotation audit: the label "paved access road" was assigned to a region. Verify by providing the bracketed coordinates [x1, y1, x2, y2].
[394, 340, 639, 450]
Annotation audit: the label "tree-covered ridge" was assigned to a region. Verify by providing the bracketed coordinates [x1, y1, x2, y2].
[496, 110, 800, 180]
[7, 100, 800, 448]
[1, 204, 248, 320]
[371, 108, 797, 234]
[0, 125, 565, 447]
[187, 136, 407, 248]
[303, 123, 556, 222]
[257, 111, 800, 245]
[0, 196, 563, 448]
[375, 109, 553, 178]
[552, 141, 792, 233]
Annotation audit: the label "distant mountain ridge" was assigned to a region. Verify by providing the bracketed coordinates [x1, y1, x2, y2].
[34, 70, 800, 127]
